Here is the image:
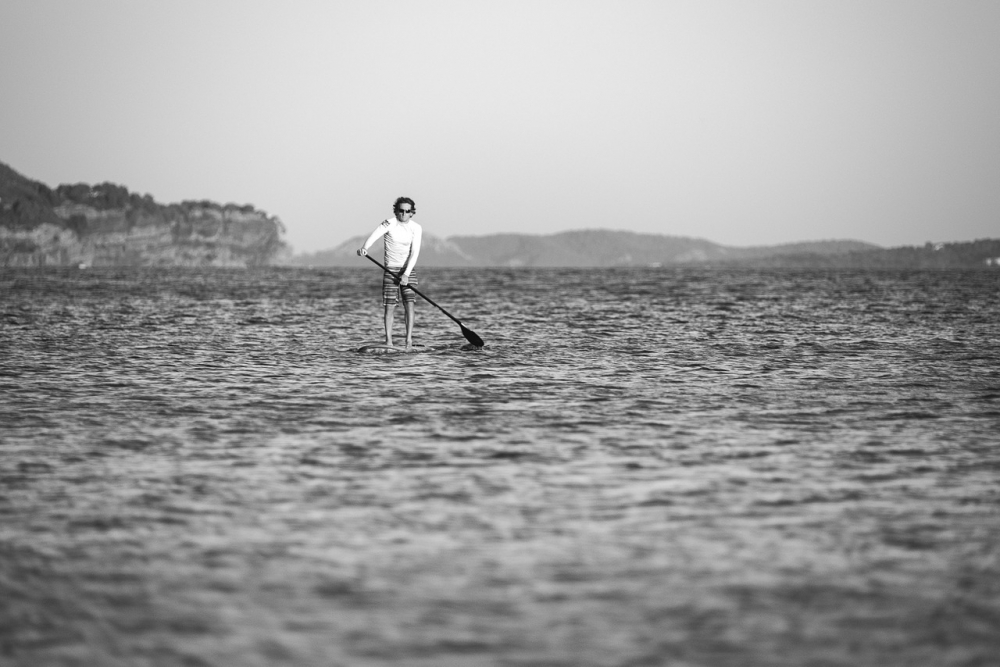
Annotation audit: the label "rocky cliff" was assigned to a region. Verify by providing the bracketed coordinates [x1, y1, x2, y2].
[0, 161, 288, 267]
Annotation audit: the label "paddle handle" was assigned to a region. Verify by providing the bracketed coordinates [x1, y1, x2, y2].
[363, 254, 463, 327]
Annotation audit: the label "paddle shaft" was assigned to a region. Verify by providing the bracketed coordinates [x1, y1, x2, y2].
[365, 255, 475, 335]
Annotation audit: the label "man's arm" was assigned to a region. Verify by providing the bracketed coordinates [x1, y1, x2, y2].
[401, 225, 422, 283]
[357, 220, 392, 256]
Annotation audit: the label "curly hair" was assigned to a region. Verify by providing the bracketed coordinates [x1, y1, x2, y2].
[393, 197, 416, 215]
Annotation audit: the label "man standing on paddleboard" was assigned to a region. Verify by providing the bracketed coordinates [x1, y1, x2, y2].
[357, 197, 423, 349]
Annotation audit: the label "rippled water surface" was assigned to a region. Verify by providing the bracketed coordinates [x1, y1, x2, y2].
[2, 266, 999, 667]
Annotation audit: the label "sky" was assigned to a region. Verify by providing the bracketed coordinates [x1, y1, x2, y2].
[1, 1, 998, 253]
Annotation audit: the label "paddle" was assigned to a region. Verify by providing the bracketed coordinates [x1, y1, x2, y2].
[363, 254, 484, 348]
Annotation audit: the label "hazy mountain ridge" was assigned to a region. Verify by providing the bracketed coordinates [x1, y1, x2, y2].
[289, 228, 1000, 269]
[446, 231, 883, 267]
[289, 230, 1000, 269]
[0, 161, 289, 267]
[728, 239, 1000, 269]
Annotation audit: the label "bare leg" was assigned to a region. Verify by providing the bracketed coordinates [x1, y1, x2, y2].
[403, 300, 415, 349]
[383, 304, 395, 346]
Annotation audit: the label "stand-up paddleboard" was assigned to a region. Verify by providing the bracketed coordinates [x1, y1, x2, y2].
[356, 343, 428, 354]
[355, 341, 484, 354]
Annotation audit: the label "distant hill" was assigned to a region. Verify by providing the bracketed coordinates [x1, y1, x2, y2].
[285, 229, 884, 268]
[0, 161, 289, 267]
[729, 239, 1000, 270]
[287, 229, 1000, 270]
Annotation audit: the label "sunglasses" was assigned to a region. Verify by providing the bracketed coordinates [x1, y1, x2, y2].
[397, 209, 414, 215]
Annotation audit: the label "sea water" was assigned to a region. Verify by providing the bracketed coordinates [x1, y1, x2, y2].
[2, 266, 999, 667]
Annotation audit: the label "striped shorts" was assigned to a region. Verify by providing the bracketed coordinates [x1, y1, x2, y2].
[382, 267, 418, 306]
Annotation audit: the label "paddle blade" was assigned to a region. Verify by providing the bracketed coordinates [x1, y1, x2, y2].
[460, 324, 484, 348]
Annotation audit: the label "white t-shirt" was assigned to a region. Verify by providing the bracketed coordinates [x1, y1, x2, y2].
[362, 218, 423, 274]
